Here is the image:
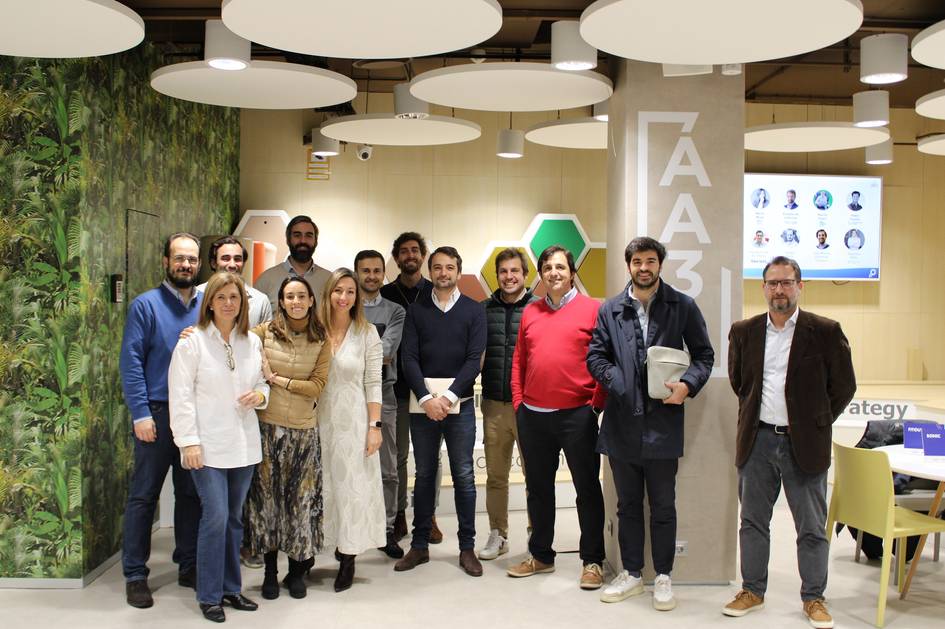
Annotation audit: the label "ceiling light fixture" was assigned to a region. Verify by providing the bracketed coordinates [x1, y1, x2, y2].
[915, 88, 945, 120]
[860, 33, 908, 84]
[593, 101, 609, 122]
[525, 118, 607, 150]
[311, 128, 340, 157]
[865, 138, 892, 164]
[912, 19, 945, 70]
[745, 122, 889, 152]
[205, 20, 250, 70]
[853, 90, 889, 128]
[551, 20, 597, 71]
[917, 134, 945, 156]
[497, 128, 525, 159]
[721, 63, 743, 76]
[393, 83, 430, 120]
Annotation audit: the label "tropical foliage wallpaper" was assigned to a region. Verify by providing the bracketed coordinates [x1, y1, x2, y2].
[0, 45, 239, 579]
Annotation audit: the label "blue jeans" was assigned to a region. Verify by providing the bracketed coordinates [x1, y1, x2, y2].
[191, 465, 255, 605]
[122, 402, 200, 582]
[410, 400, 476, 550]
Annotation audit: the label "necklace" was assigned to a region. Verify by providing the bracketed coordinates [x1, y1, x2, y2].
[393, 276, 425, 306]
[329, 323, 350, 354]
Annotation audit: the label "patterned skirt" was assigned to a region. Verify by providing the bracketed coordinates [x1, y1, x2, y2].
[245, 422, 323, 561]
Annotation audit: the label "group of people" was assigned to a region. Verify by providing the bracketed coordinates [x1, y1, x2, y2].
[120, 216, 855, 629]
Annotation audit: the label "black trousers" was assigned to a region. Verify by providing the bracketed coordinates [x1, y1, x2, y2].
[609, 456, 679, 576]
[517, 405, 605, 566]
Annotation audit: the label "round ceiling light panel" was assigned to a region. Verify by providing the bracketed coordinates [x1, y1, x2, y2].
[0, 0, 144, 58]
[320, 115, 481, 146]
[222, 0, 502, 59]
[918, 134, 945, 156]
[744, 122, 888, 152]
[525, 118, 607, 150]
[912, 20, 945, 70]
[580, 0, 863, 65]
[409, 63, 613, 112]
[916, 89, 945, 120]
[150, 61, 357, 109]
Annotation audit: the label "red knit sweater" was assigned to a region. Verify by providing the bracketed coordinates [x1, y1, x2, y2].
[511, 293, 606, 411]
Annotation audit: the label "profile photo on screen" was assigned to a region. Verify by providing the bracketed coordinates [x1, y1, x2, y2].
[844, 228, 865, 250]
[813, 189, 832, 210]
[815, 229, 829, 249]
[752, 230, 767, 247]
[780, 228, 799, 245]
[784, 189, 798, 209]
[750, 188, 770, 209]
[847, 191, 863, 211]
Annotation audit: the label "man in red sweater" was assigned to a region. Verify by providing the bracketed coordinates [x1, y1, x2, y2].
[507, 245, 607, 590]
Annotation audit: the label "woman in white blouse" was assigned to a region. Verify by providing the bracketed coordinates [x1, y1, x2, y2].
[169, 272, 269, 623]
[316, 268, 386, 592]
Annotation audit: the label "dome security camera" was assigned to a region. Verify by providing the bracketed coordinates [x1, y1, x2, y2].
[356, 144, 373, 161]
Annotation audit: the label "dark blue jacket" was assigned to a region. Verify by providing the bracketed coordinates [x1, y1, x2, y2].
[587, 280, 714, 461]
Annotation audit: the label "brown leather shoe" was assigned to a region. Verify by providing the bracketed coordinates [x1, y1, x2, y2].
[393, 510, 408, 541]
[459, 549, 483, 577]
[393, 548, 430, 572]
[429, 516, 443, 544]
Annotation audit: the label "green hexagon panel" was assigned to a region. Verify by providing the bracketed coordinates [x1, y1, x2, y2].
[480, 245, 537, 293]
[528, 219, 587, 263]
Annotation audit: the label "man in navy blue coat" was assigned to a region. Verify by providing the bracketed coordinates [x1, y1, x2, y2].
[587, 237, 714, 611]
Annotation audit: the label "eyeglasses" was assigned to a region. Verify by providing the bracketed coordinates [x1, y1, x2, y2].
[223, 342, 235, 371]
[764, 279, 798, 289]
[171, 255, 199, 266]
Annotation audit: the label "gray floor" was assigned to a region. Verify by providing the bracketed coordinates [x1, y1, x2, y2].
[1, 496, 943, 629]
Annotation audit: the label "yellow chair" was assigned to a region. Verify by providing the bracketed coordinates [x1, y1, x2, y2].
[826, 443, 945, 627]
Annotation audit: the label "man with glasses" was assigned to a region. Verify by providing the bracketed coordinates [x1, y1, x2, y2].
[120, 233, 204, 608]
[723, 256, 855, 629]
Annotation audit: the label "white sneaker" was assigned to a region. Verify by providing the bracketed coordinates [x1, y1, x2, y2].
[477, 529, 508, 560]
[599, 570, 644, 603]
[653, 574, 676, 611]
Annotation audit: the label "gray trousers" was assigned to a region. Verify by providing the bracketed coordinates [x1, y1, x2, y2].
[380, 388, 399, 533]
[738, 426, 829, 601]
[396, 397, 440, 513]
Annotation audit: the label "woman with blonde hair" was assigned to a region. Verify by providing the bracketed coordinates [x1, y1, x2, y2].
[169, 271, 268, 623]
[317, 267, 386, 592]
[245, 276, 332, 600]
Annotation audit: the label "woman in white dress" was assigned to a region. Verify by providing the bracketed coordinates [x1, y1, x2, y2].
[317, 268, 386, 592]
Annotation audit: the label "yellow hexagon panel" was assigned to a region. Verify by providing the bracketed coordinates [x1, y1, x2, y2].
[577, 246, 607, 299]
[479, 245, 536, 293]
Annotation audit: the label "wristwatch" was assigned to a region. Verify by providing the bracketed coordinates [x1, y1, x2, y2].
[369, 420, 383, 429]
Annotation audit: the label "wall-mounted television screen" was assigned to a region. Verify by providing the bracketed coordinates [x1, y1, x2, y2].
[743, 173, 882, 281]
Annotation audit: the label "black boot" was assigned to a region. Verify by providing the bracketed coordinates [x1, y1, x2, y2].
[283, 557, 308, 599]
[261, 551, 279, 600]
[334, 553, 355, 592]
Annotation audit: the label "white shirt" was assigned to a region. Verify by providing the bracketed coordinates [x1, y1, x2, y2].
[759, 308, 799, 427]
[196, 281, 273, 327]
[432, 287, 461, 313]
[168, 322, 269, 468]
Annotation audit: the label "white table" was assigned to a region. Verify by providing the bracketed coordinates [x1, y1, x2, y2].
[875, 444, 945, 598]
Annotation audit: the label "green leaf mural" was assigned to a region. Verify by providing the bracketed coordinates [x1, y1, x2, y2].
[0, 45, 238, 579]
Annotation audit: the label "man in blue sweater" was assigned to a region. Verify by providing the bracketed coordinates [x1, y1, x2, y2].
[395, 246, 487, 577]
[119, 232, 203, 609]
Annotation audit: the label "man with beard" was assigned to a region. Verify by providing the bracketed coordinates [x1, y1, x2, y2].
[120, 232, 204, 608]
[255, 215, 332, 312]
[379, 232, 443, 543]
[395, 247, 486, 577]
[723, 256, 855, 629]
[198, 236, 272, 327]
[586, 237, 714, 611]
[477, 248, 537, 560]
[355, 249, 407, 559]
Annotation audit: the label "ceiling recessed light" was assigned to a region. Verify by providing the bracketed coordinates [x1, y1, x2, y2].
[497, 129, 525, 159]
[311, 130, 340, 157]
[551, 21, 597, 71]
[860, 33, 908, 84]
[865, 138, 893, 164]
[593, 101, 609, 122]
[853, 90, 889, 128]
[204, 20, 250, 71]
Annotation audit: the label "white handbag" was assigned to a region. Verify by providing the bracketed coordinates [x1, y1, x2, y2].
[408, 377, 461, 414]
[646, 346, 691, 400]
